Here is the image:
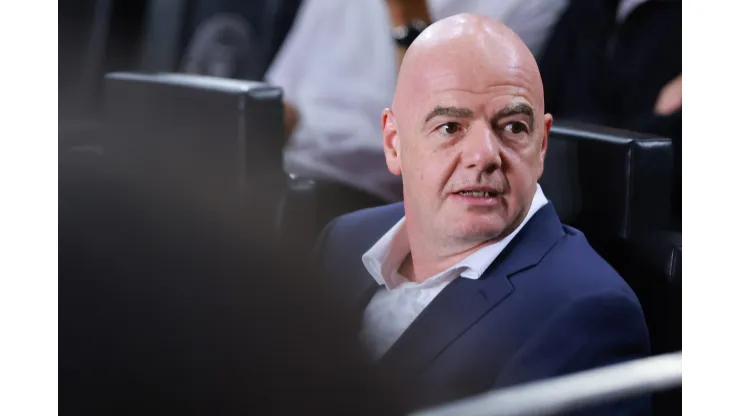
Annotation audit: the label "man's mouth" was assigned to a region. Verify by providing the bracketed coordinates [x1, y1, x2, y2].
[453, 187, 501, 197]
[456, 190, 496, 197]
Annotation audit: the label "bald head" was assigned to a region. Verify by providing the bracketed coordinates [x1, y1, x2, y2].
[394, 13, 544, 115]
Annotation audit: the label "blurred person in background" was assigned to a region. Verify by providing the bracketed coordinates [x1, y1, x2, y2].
[315, 13, 651, 413]
[265, 0, 568, 210]
[537, 0, 681, 226]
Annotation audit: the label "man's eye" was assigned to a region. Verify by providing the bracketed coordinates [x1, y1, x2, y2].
[504, 121, 529, 135]
[437, 122, 462, 136]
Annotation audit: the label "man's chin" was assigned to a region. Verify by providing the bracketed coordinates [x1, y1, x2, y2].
[448, 220, 507, 243]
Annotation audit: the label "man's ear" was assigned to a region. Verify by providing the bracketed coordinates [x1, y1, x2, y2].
[538, 113, 553, 178]
[382, 108, 402, 176]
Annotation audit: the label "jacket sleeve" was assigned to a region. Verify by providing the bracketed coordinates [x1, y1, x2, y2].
[494, 291, 652, 415]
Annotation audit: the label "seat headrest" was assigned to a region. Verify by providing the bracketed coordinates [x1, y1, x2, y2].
[102, 72, 285, 194]
[541, 121, 674, 241]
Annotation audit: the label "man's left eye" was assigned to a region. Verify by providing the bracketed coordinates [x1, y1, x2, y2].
[504, 122, 529, 135]
[436, 122, 463, 136]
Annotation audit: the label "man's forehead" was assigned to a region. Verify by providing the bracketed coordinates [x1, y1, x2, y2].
[407, 66, 540, 116]
[393, 14, 544, 117]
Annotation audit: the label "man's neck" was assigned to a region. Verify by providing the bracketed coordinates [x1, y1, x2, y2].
[400, 201, 532, 283]
[399, 234, 492, 283]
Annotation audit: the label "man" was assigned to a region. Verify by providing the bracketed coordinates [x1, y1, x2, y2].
[315, 14, 651, 413]
[266, 0, 567, 205]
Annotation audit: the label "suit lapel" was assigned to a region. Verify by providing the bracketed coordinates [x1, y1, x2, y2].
[324, 203, 406, 323]
[377, 203, 566, 374]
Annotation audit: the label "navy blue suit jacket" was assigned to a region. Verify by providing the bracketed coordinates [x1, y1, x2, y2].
[316, 202, 651, 414]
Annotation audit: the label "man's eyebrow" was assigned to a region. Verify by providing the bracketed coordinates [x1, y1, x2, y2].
[491, 102, 535, 126]
[423, 106, 475, 124]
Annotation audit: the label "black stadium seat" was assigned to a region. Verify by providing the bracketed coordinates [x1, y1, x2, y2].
[541, 121, 675, 242]
[103, 72, 285, 190]
[102, 72, 288, 249]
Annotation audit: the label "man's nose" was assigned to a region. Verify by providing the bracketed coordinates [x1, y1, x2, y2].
[462, 124, 502, 172]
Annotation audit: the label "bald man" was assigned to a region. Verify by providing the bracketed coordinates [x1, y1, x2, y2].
[315, 14, 650, 414]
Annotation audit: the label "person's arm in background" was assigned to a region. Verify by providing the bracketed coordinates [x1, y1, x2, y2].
[265, 0, 398, 145]
[654, 74, 681, 116]
[623, 73, 682, 139]
[283, 99, 300, 139]
[263, 0, 405, 203]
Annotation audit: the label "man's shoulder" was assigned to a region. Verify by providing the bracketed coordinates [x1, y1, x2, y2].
[327, 202, 404, 237]
[530, 225, 639, 303]
[318, 202, 404, 254]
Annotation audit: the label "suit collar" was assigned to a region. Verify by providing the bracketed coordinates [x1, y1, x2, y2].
[376, 202, 565, 374]
[362, 184, 550, 288]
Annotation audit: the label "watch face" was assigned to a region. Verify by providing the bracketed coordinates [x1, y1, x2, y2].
[392, 20, 429, 46]
[392, 25, 410, 40]
[410, 19, 429, 32]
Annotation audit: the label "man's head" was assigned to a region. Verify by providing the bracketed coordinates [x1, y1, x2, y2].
[382, 13, 552, 256]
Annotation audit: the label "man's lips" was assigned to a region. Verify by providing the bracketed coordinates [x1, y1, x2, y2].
[451, 186, 502, 197]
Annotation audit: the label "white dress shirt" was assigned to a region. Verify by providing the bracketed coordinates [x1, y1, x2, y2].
[359, 184, 549, 359]
[265, 0, 567, 202]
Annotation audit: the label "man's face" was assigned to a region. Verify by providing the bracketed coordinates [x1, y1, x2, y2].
[383, 51, 552, 245]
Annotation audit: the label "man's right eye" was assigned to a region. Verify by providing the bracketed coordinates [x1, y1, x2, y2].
[437, 122, 462, 136]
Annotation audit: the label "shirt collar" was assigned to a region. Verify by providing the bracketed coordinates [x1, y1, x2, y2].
[362, 184, 549, 289]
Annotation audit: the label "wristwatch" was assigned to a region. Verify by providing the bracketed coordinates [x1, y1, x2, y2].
[391, 19, 429, 48]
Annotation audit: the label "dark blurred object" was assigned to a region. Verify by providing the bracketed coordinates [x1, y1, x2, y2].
[103, 72, 285, 197]
[139, 0, 189, 73]
[178, 0, 303, 80]
[538, 0, 681, 228]
[59, 113, 406, 416]
[59, 0, 302, 127]
[59, 0, 149, 123]
[276, 176, 387, 265]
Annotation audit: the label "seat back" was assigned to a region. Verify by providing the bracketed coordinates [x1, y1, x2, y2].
[541, 121, 674, 243]
[103, 72, 285, 195]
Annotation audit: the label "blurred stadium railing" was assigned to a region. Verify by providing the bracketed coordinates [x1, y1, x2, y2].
[412, 352, 682, 416]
